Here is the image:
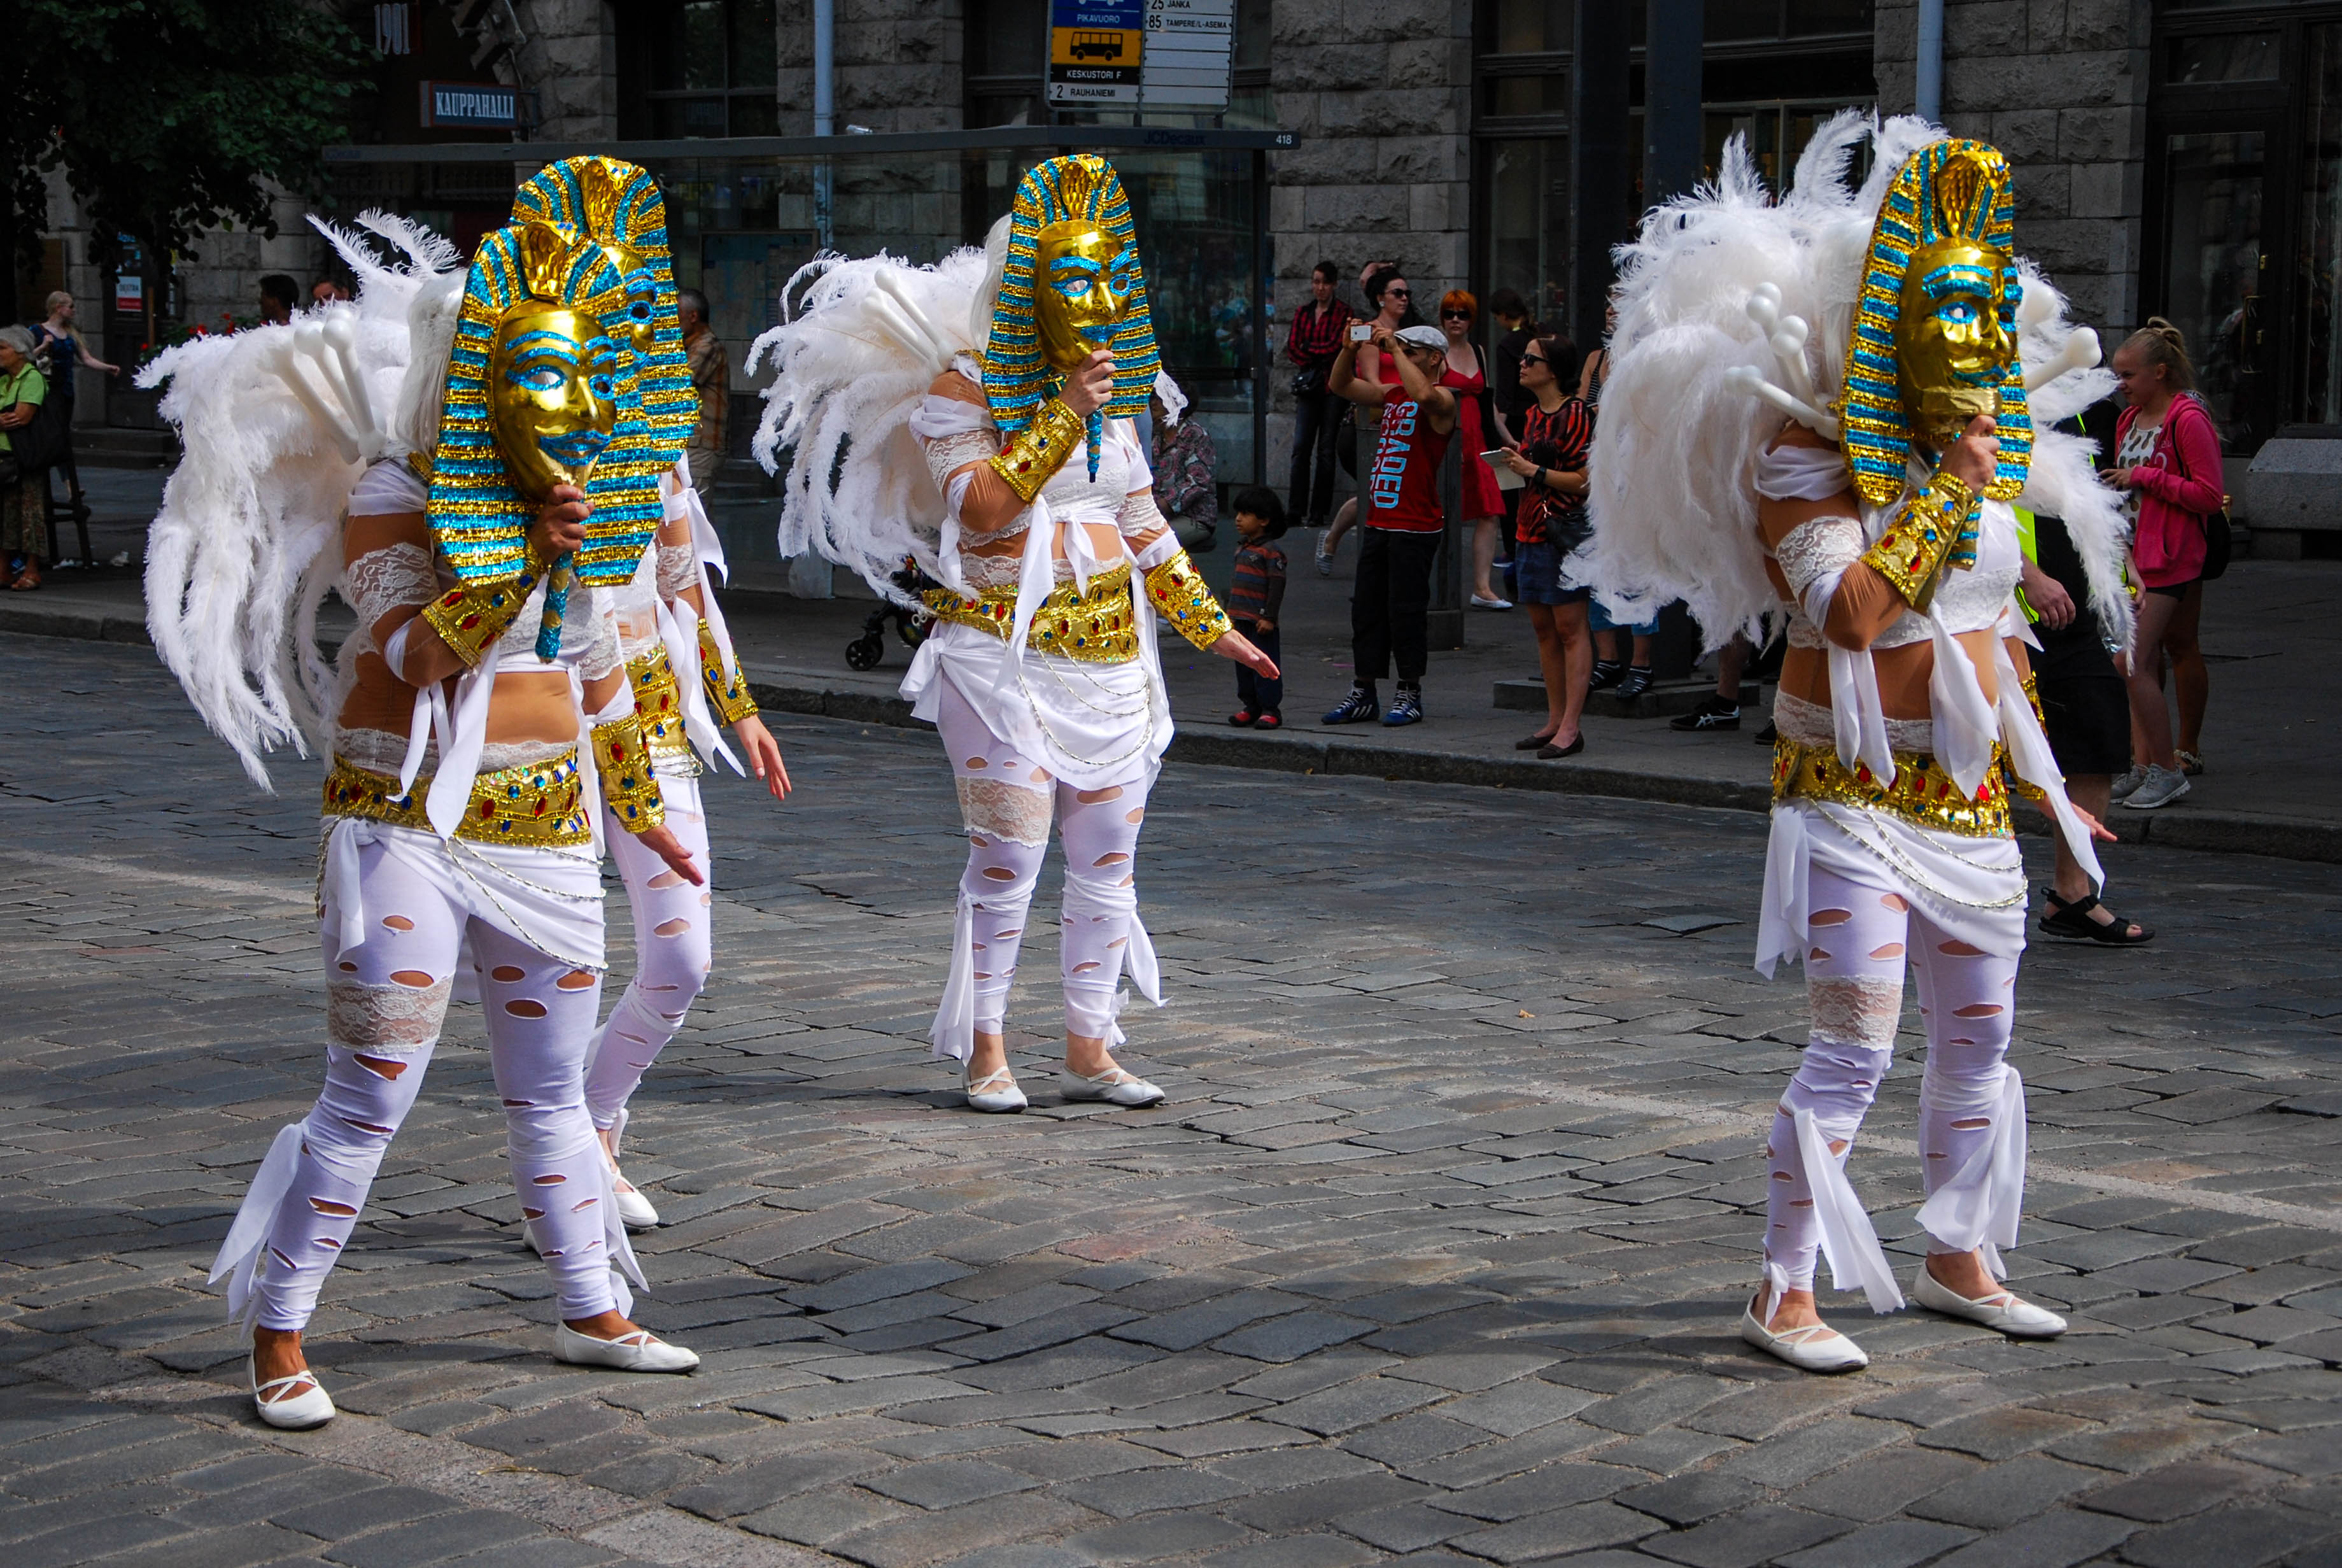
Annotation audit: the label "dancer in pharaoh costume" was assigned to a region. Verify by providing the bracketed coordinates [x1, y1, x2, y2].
[145, 200, 706, 1430]
[1583, 118, 2131, 1371]
[756, 154, 1275, 1112]
[510, 157, 791, 1236]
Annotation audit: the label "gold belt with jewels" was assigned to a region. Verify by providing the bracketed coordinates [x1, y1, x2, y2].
[322, 752, 594, 847]
[1772, 736, 2015, 838]
[626, 646, 700, 773]
[921, 564, 1138, 663]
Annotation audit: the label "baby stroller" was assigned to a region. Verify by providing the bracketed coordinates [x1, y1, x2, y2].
[843, 564, 931, 671]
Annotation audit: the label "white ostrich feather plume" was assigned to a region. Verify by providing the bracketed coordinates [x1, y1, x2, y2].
[1582, 113, 2129, 647]
[749, 247, 990, 599]
[140, 211, 458, 787]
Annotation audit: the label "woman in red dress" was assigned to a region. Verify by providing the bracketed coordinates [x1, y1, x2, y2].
[1439, 290, 1512, 608]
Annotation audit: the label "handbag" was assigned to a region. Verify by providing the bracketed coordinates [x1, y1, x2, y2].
[2162, 399, 2232, 581]
[3, 393, 65, 476]
[1290, 361, 1328, 397]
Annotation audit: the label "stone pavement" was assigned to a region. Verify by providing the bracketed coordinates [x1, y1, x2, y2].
[10, 632, 2342, 1568]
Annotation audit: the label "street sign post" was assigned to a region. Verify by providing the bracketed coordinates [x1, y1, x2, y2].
[1141, 0, 1234, 109]
[1047, 1, 1143, 108]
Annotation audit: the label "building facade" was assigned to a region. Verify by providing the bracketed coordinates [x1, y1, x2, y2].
[25, 1, 2341, 543]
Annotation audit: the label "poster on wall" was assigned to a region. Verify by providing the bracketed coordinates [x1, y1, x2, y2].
[1047, 0, 1143, 107]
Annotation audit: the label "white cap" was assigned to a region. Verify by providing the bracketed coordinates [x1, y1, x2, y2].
[1394, 325, 1447, 352]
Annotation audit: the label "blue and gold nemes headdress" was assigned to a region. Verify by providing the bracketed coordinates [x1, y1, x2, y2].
[982, 154, 1160, 437]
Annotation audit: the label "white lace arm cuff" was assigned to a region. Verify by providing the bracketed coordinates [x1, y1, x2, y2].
[344, 542, 438, 640]
[656, 540, 696, 600]
[1118, 488, 1176, 561]
[575, 591, 622, 684]
[1774, 514, 1865, 624]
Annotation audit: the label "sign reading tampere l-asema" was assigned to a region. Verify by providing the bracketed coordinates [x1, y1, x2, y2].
[419, 80, 519, 129]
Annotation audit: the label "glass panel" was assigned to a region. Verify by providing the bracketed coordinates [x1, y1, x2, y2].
[2167, 31, 2279, 84]
[968, 0, 1048, 78]
[2301, 29, 2342, 425]
[1705, 106, 1782, 186]
[678, 0, 726, 90]
[2161, 131, 2262, 444]
[1485, 137, 1570, 330]
[968, 93, 1040, 127]
[654, 96, 730, 139]
[729, 0, 777, 90]
[1705, 0, 1781, 41]
[1787, 0, 1870, 34]
[729, 92, 779, 136]
[1486, 73, 1570, 117]
[1234, 0, 1271, 71]
[1492, 0, 1574, 55]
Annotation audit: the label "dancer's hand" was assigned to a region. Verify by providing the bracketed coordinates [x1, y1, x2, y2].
[1211, 629, 1279, 679]
[528, 484, 591, 560]
[731, 714, 792, 802]
[637, 824, 705, 885]
[1942, 415, 1999, 493]
[1062, 350, 1115, 417]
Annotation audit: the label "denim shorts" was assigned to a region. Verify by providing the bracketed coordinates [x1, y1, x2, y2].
[1590, 596, 1658, 636]
[1514, 539, 1590, 607]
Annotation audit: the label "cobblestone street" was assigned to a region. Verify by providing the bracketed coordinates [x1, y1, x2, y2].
[11, 630, 2342, 1568]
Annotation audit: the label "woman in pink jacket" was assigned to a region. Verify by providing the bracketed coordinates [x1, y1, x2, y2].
[2108, 320, 2222, 812]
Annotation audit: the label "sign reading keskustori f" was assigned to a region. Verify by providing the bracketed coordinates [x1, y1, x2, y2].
[1143, 0, 1234, 108]
[1047, 0, 1144, 106]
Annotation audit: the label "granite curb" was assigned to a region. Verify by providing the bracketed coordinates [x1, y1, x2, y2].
[11, 593, 2332, 865]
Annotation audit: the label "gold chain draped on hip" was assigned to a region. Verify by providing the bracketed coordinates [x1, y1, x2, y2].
[921, 563, 1139, 663]
[323, 752, 594, 847]
[1772, 735, 2015, 838]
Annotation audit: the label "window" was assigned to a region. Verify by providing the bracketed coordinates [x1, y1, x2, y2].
[621, 0, 778, 139]
[968, 0, 1047, 127]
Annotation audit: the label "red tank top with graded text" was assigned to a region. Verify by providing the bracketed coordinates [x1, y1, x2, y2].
[1366, 397, 1452, 533]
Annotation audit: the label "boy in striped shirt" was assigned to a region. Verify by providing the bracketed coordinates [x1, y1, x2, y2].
[1227, 486, 1288, 729]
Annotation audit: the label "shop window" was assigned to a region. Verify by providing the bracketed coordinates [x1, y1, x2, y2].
[620, 0, 779, 138]
[968, 0, 1047, 126]
[2297, 26, 2342, 427]
[1486, 138, 1572, 332]
[1491, 0, 1574, 53]
[2168, 32, 2279, 84]
[1787, 0, 1872, 34]
[1487, 74, 1572, 117]
[2163, 131, 2264, 441]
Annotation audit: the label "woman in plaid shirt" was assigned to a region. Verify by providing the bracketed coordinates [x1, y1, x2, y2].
[1285, 260, 1352, 528]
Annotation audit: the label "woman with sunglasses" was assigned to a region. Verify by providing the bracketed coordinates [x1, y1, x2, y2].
[1437, 290, 1513, 609]
[1318, 267, 1418, 577]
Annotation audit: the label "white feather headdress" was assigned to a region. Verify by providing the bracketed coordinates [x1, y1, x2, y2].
[140, 211, 458, 786]
[1582, 113, 2131, 648]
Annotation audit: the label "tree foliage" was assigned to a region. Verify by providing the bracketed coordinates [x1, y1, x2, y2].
[3, 0, 373, 267]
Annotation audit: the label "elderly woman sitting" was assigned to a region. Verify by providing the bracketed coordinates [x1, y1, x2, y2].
[1150, 393, 1217, 553]
[0, 326, 50, 590]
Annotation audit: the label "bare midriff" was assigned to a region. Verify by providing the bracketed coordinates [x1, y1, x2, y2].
[337, 511, 582, 751]
[930, 372, 1156, 569]
[1760, 425, 2025, 721]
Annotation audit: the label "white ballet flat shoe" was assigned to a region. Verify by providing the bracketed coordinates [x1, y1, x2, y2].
[1740, 1298, 1869, 1373]
[1911, 1266, 2068, 1338]
[554, 1323, 700, 1373]
[963, 1063, 1028, 1113]
[250, 1355, 336, 1429]
[611, 1172, 660, 1230]
[1062, 1065, 1166, 1108]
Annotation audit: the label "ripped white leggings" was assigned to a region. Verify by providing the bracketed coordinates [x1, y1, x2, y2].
[1767, 861, 2021, 1294]
[586, 773, 712, 1131]
[936, 681, 1149, 1040]
[253, 835, 617, 1329]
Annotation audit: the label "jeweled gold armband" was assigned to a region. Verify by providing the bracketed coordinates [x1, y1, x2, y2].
[2020, 668, 2045, 728]
[420, 538, 554, 667]
[988, 397, 1086, 504]
[1144, 551, 1234, 653]
[591, 712, 667, 833]
[1858, 470, 1979, 614]
[698, 618, 759, 724]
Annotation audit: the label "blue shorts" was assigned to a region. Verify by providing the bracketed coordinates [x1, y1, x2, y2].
[1590, 597, 1658, 636]
[1514, 539, 1590, 607]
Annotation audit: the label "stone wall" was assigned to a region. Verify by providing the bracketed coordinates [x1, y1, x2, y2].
[512, 0, 618, 140]
[1262, 0, 1471, 496]
[1873, 0, 2151, 332]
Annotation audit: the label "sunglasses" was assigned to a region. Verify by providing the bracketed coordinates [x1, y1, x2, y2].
[1384, 287, 1409, 298]
[1441, 309, 1472, 320]
[1520, 354, 1548, 367]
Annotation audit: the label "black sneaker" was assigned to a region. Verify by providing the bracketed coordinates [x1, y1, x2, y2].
[1323, 682, 1379, 724]
[1587, 659, 1625, 692]
[1382, 682, 1424, 726]
[1614, 666, 1655, 700]
[1670, 696, 1740, 732]
[1754, 721, 1777, 745]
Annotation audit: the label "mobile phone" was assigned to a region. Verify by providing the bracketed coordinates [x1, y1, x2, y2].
[1350, 324, 1373, 342]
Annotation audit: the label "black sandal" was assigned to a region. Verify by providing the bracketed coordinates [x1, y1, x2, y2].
[2041, 890, 2153, 945]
